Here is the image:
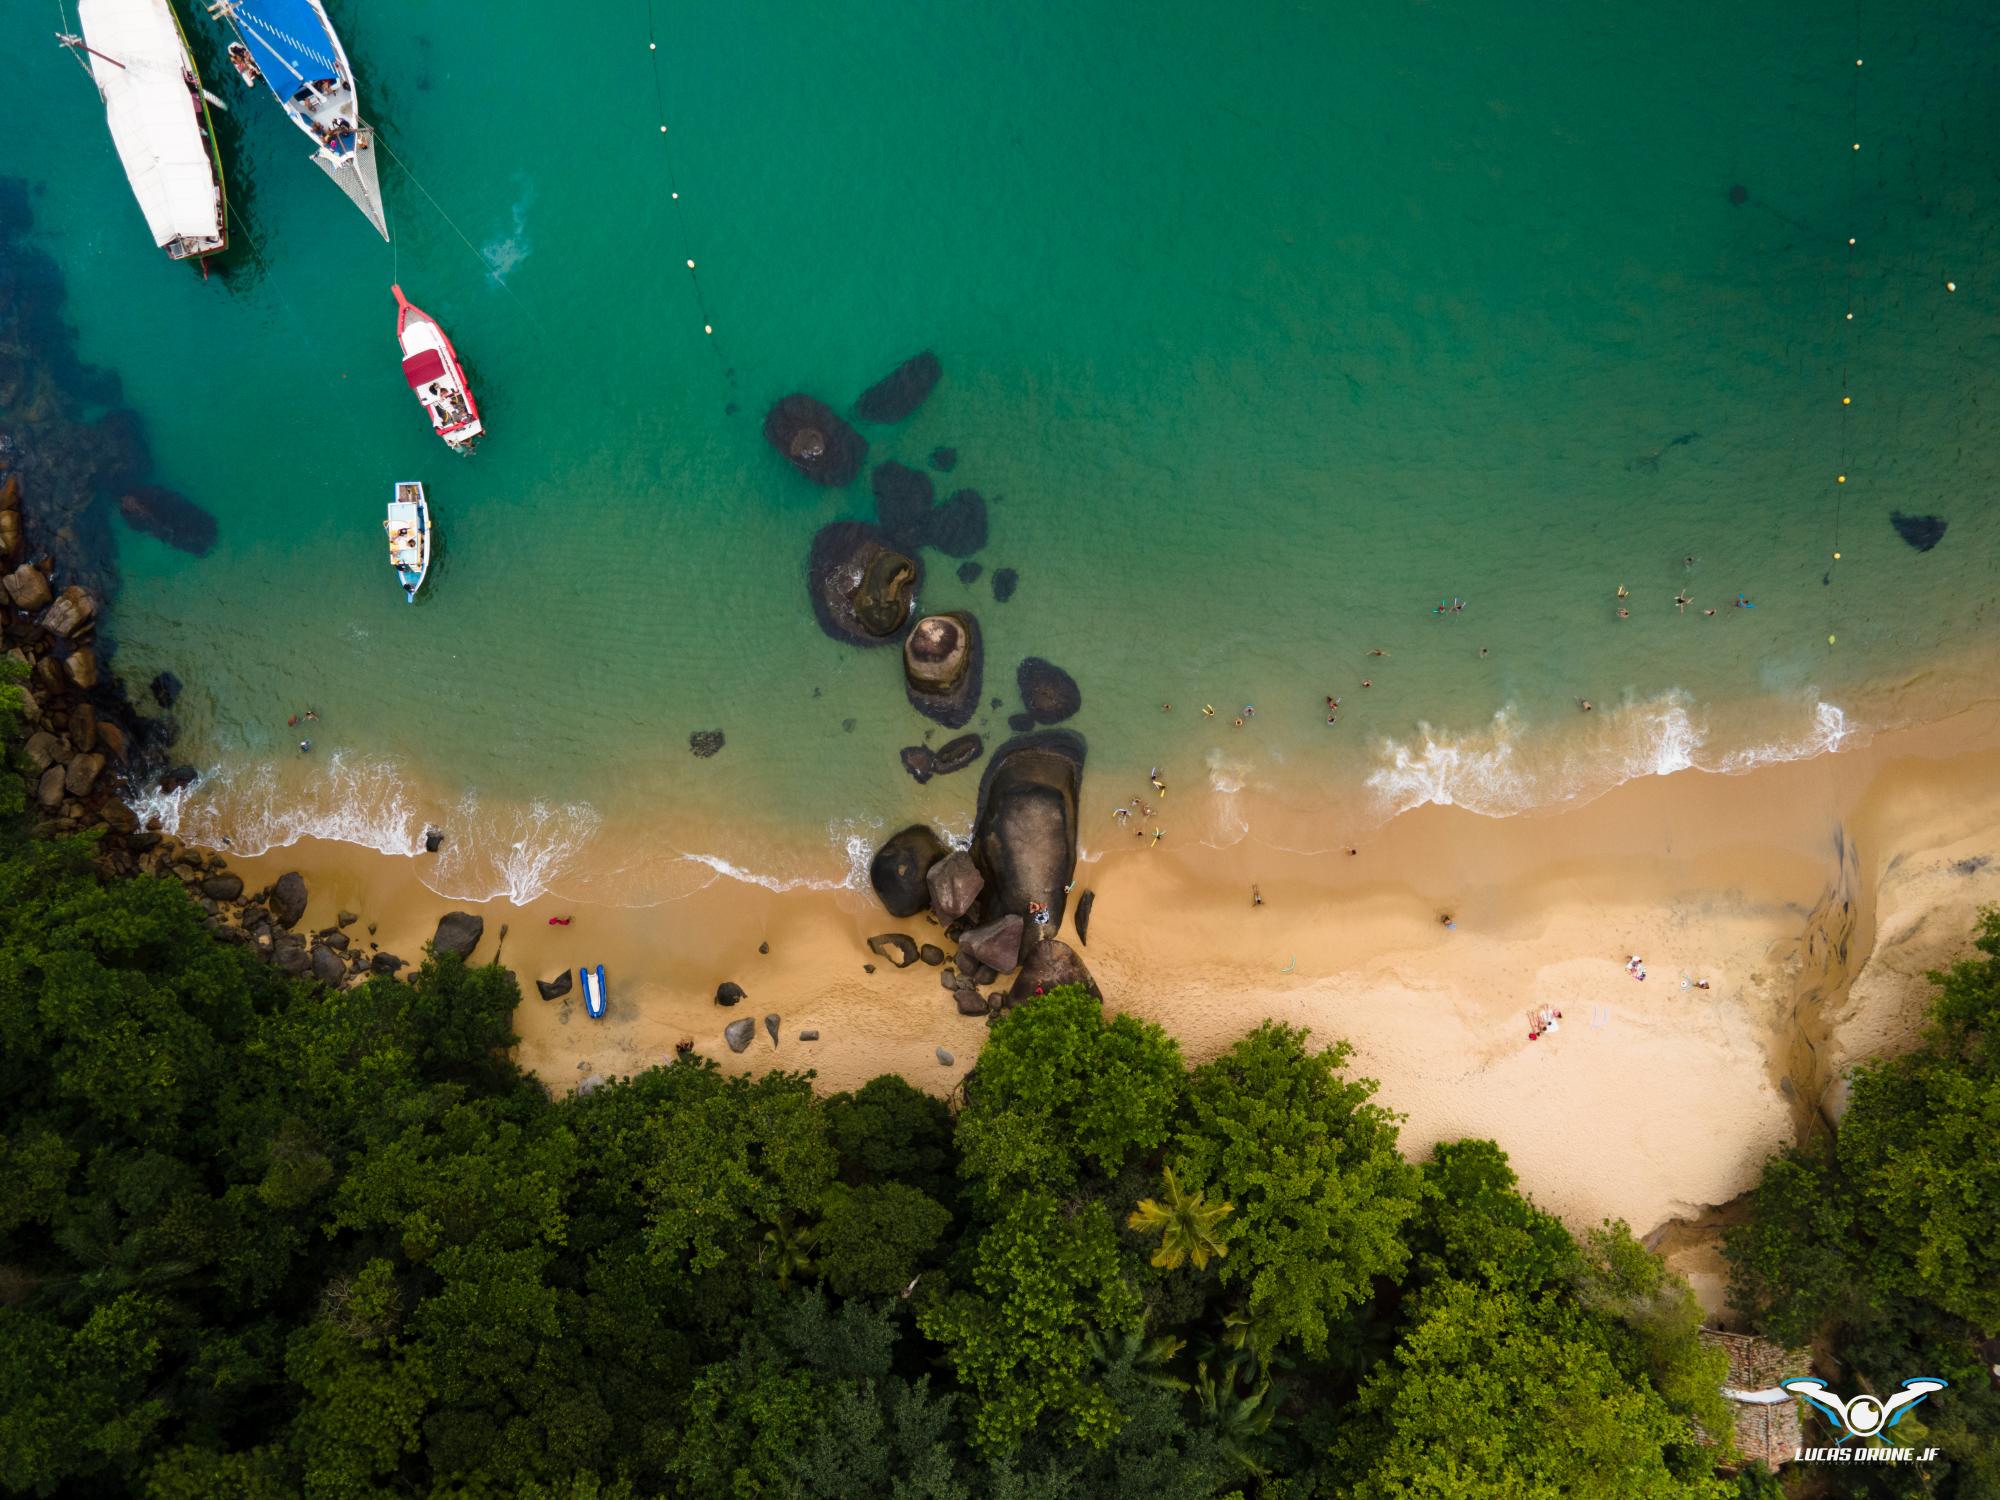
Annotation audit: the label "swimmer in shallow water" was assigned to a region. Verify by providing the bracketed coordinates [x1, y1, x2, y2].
[1616, 583, 1630, 599]
[1149, 767, 1167, 796]
[1617, 608, 1631, 619]
[1202, 704, 1215, 718]
[1579, 699, 1594, 712]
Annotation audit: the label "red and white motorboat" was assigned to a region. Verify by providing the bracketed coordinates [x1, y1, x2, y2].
[391, 284, 483, 452]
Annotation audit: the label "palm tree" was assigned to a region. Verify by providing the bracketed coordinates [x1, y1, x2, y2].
[1085, 1327, 1190, 1392]
[1126, 1165, 1233, 1270]
[1194, 1356, 1278, 1477]
[759, 1216, 818, 1290]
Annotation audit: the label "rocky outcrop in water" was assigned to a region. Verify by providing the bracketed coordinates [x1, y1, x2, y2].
[1016, 657, 1081, 725]
[690, 728, 726, 758]
[903, 611, 981, 728]
[991, 567, 1018, 603]
[764, 394, 867, 486]
[926, 850, 984, 923]
[854, 352, 942, 423]
[934, 733, 983, 776]
[806, 521, 921, 646]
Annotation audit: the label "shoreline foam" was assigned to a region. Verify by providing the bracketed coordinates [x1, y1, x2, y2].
[219, 699, 2000, 1237]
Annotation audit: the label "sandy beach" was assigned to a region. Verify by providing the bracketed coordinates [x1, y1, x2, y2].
[226, 700, 2000, 1256]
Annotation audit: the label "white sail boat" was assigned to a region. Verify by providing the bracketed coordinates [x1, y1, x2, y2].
[62, 0, 229, 262]
[206, 0, 387, 238]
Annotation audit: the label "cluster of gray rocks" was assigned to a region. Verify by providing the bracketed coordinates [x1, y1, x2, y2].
[748, 353, 1104, 1064]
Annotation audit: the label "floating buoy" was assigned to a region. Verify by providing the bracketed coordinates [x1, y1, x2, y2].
[1828, 635, 1837, 645]
[1833, 551, 1842, 560]
[1946, 280, 1957, 292]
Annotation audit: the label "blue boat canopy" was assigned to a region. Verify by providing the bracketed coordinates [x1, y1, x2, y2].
[231, 0, 342, 92]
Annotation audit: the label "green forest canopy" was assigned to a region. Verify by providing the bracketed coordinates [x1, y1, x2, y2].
[0, 688, 1993, 1496]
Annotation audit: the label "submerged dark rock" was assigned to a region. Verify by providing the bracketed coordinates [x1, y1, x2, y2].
[903, 611, 982, 728]
[872, 461, 934, 549]
[118, 485, 218, 556]
[149, 671, 182, 708]
[870, 824, 948, 917]
[690, 728, 726, 758]
[1007, 712, 1036, 733]
[956, 560, 983, 585]
[854, 351, 942, 423]
[900, 745, 936, 783]
[991, 567, 1019, 603]
[1017, 657, 1081, 725]
[1890, 512, 1948, 553]
[930, 447, 958, 472]
[923, 488, 988, 557]
[933, 733, 983, 775]
[764, 394, 867, 486]
[806, 521, 921, 646]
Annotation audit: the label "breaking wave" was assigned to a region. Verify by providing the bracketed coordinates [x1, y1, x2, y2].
[126, 752, 597, 905]
[1365, 693, 1855, 820]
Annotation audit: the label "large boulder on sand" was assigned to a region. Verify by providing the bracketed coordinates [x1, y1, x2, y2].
[1008, 936, 1099, 1004]
[1016, 657, 1081, 725]
[806, 521, 921, 646]
[903, 612, 982, 728]
[764, 394, 867, 486]
[854, 351, 942, 423]
[927, 850, 985, 923]
[270, 872, 308, 929]
[957, 912, 1025, 973]
[870, 825, 948, 917]
[867, 933, 919, 967]
[433, 911, 484, 958]
[724, 1017, 757, 1053]
[970, 731, 1084, 934]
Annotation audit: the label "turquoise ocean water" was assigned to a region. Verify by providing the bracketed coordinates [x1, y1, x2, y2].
[7, 1, 1998, 903]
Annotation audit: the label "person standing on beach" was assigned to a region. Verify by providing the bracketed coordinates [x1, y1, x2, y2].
[1252, 884, 1263, 907]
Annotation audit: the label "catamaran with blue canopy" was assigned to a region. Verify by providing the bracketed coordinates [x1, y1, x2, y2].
[206, 0, 387, 238]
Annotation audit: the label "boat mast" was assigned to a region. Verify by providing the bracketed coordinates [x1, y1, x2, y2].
[56, 33, 126, 70]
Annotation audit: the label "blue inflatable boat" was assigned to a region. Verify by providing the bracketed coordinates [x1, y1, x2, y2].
[580, 963, 607, 1020]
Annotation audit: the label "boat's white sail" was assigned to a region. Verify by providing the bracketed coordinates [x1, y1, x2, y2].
[209, 0, 388, 239]
[72, 0, 227, 259]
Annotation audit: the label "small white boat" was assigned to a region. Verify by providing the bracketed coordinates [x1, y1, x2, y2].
[384, 481, 429, 602]
[393, 285, 484, 451]
[206, 0, 387, 238]
[62, 0, 229, 262]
